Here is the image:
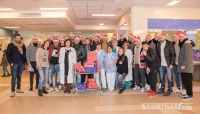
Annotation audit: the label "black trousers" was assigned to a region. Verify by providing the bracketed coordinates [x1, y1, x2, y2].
[145, 71, 149, 85]
[30, 62, 39, 88]
[147, 67, 158, 92]
[181, 73, 193, 96]
[81, 74, 93, 83]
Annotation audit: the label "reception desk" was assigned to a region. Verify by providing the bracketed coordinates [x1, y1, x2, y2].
[193, 61, 200, 81]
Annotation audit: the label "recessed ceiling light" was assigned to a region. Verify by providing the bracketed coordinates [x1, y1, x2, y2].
[39, 8, 68, 10]
[99, 23, 104, 26]
[0, 8, 13, 11]
[124, 23, 127, 25]
[3, 27, 20, 28]
[167, 1, 180, 6]
[92, 14, 116, 16]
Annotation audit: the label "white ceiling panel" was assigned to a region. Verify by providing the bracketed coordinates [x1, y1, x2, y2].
[181, 0, 200, 5]
[88, 7, 102, 11]
[102, 6, 118, 10]
[88, 3, 104, 7]
[71, 2, 87, 7]
[101, 10, 115, 14]
[88, 10, 101, 13]
[133, 0, 150, 4]
[72, 6, 87, 11]
[149, 0, 171, 4]
[103, 2, 121, 7]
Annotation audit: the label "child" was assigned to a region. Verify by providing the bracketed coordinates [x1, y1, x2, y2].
[104, 45, 118, 92]
[0, 50, 11, 77]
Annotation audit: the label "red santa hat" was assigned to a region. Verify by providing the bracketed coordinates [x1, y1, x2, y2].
[159, 33, 166, 37]
[69, 32, 74, 37]
[133, 36, 136, 39]
[154, 32, 159, 36]
[103, 34, 108, 39]
[32, 34, 38, 40]
[135, 36, 141, 42]
[74, 36, 80, 40]
[53, 37, 60, 42]
[128, 33, 133, 37]
[112, 33, 116, 38]
[60, 35, 65, 41]
[173, 31, 180, 37]
[146, 35, 151, 39]
[179, 31, 186, 37]
[94, 35, 100, 39]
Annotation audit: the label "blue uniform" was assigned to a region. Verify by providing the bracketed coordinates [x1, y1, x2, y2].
[104, 52, 118, 73]
[96, 49, 106, 69]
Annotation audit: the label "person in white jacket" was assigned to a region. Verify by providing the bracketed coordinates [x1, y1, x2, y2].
[122, 41, 133, 89]
[59, 39, 77, 93]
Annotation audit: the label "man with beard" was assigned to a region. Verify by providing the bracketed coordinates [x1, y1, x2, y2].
[178, 31, 194, 100]
[73, 36, 86, 83]
[7, 34, 26, 97]
[46, 35, 53, 44]
[109, 33, 117, 45]
[157, 33, 175, 96]
[145, 35, 156, 49]
[69, 32, 75, 46]
[26, 35, 41, 91]
[80, 35, 86, 45]
[127, 33, 135, 51]
[118, 33, 127, 47]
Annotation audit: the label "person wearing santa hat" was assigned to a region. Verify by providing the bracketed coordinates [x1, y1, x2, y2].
[88, 35, 95, 47]
[118, 33, 127, 47]
[48, 36, 61, 93]
[132, 36, 146, 92]
[73, 36, 86, 83]
[127, 33, 135, 51]
[26, 35, 41, 91]
[93, 35, 100, 49]
[102, 34, 109, 52]
[109, 33, 117, 45]
[178, 31, 194, 100]
[146, 35, 156, 49]
[60, 36, 66, 47]
[157, 33, 175, 96]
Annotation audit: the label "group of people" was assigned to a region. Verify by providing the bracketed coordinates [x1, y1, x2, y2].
[5, 31, 194, 100]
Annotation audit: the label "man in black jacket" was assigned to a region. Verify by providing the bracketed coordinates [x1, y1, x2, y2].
[157, 33, 176, 96]
[142, 41, 160, 97]
[118, 33, 127, 47]
[73, 36, 86, 83]
[82, 38, 95, 81]
[6, 34, 26, 97]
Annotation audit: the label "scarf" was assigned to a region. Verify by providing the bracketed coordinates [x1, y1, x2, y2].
[12, 40, 24, 54]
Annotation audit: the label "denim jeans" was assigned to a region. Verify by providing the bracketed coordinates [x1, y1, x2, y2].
[159, 66, 172, 89]
[11, 63, 24, 92]
[116, 72, 127, 89]
[2, 66, 9, 75]
[48, 64, 60, 88]
[173, 64, 185, 89]
[38, 67, 48, 90]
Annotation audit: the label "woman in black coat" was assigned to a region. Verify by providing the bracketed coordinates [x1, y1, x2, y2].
[116, 48, 128, 94]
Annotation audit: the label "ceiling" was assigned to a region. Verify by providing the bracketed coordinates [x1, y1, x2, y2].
[0, 0, 200, 32]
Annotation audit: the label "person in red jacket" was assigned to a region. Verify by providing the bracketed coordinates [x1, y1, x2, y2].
[48, 36, 61, 93]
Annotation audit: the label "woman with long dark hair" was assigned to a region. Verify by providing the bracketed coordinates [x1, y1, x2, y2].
[36, 40, 50, 97]
[59, 39, 77, 93]
[116, 48, 128, 94]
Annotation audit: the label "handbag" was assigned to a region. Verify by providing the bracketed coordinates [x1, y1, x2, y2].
[76, 83, 87, 90]
[27, 65, 34, 72]
[86, 79, 98, 89]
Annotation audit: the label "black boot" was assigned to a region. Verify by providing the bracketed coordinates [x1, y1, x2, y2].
[7, 73, 11, 76]
[38, 89, 43, 97]
[29, 86, 33, 91]
[1, 74, 6, 77]
[42, 87, 48, 94]
[157, 88, 165, 94]
[118, 89, 124, 94]
[163, 89, 171, 96]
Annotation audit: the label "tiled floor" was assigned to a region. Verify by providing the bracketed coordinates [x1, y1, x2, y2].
[0, 71, 199, 114]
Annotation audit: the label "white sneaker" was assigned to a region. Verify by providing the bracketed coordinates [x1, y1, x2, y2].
[58, 85, 62, 90]
[55, 88, 60, 92]
[141, 87, 145, 92]
[133, 85, 138, 90]
[146, 85, 150, 91]
[157, 83, 161, 89]
[10, 92, 15, 97]
[145, 84, 149, 89]
[48, 88, 54, 93]
[174, 88, 181, 92]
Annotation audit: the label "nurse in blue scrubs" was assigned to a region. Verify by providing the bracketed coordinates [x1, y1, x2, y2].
[94, 42, 107, 90]
[104, 45, 118, 92]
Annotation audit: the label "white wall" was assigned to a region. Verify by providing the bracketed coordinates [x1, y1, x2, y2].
[131, 7, 200, 41]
